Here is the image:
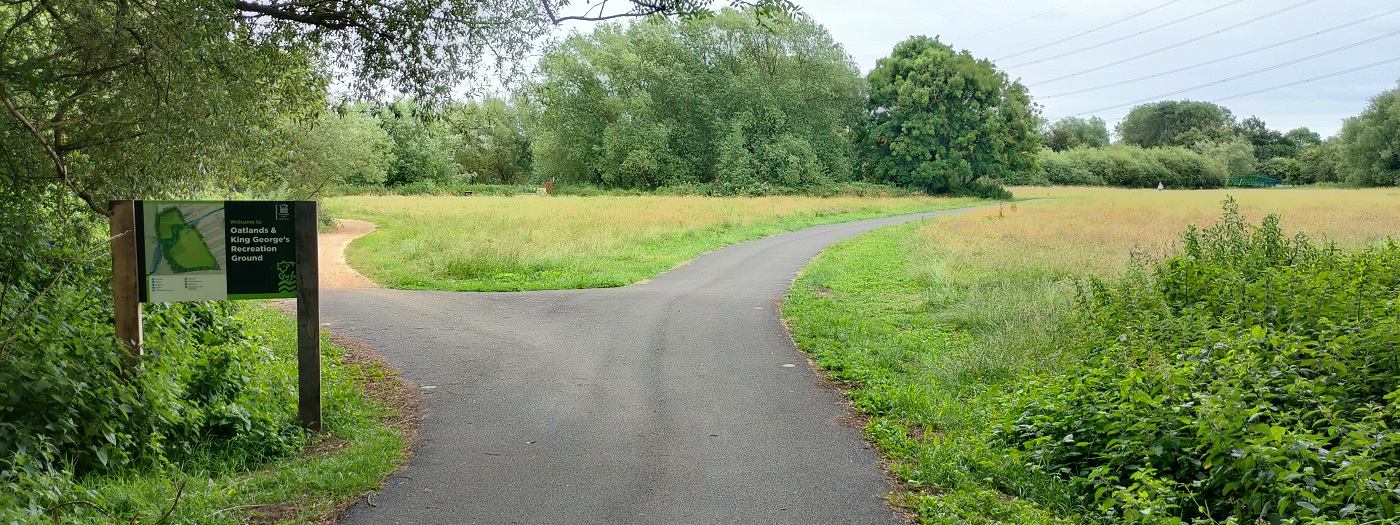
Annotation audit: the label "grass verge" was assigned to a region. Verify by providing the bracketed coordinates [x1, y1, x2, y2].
[325, 195, 981, 291]
[782, 187, 1400, 523]
[784, 220, 1077, 524]
[6, 305, 411, 524]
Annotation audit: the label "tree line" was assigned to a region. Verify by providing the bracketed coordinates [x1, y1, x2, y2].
[309, 28, 1400, 195]
[310, 11, 1035, 198]
[1022, 93, 1400, 188]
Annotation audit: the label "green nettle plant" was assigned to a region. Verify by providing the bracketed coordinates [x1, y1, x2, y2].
[0, 200, 304, 514]
[995, 199, 1400, 523]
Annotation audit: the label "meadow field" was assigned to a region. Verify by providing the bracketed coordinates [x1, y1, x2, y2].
[993, 186, 1400, 276]
[321, 187, 1400, 523]
[325, 194, 980, 290]
[783, 186, 1400, 523]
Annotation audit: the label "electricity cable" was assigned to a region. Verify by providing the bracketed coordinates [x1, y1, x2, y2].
[1004, 0, 1254, 69]
[948, 0, 1091, 44]
[1030, 0, 1329, 87]
[1211, 56, 1400, 102]
[1037, 6, 1400, 97]
[1068, 36, 1400, 116]
[994, 0, 1185, 62]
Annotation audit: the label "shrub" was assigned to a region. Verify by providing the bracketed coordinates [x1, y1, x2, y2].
[1, 200, 304, 503]
[1032, 146, 1226, 188]
[1097, 145, 1171, 188]
[999, 169, 1052, 186]
[1149, 146, 1228, 188]
[995, 199, 1400, 523]
[1256, 156, 1303, 183]
[1295, 142, 1343, 185]
[1040, 149, 1103, 186]
[1337, 82, 1400, 187]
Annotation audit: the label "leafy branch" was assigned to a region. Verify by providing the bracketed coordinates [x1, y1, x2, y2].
[0, 83, 104, 216]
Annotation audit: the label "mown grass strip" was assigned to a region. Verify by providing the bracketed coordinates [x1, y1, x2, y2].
[325, 195, 981, 291]
[783, 219, 1076, 524]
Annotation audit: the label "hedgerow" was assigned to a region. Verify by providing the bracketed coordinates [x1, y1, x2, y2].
[995, 199, 1400, 523]
[1019, 146, 1229, 189]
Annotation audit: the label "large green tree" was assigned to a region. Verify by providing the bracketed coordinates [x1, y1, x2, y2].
[1234, 116, 1298, 162]
[532, 8, 864, 190]
[1285, 127, 1323, 149]
[1295, 139, 1342, 184]
[1043, 116, 1110, 151]
[292, 108, 396, 189]
[0, 1, 327, 215]
[446, 97, 534, 185]
[862, 36, 1038, 195]
[1338, 82, 1400, 187]
[0, 0, 796, 214]
[1116, 100, 1236, 149]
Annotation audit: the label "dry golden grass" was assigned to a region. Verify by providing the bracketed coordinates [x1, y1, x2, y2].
[326, 194, 977, 290]
[331, 194, 953, 258]
[924, 186, 1400, 278]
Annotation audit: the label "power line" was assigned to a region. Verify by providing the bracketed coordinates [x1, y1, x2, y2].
[1004, 0, 1254, 69]
[1068, 32, 1400, 116]
[994, 0, 1185, 62]
[1030, 0, 1327, 87]
[948, 0, 1092, 44]
[1211, 56, 1400, 102]
[1037, 6, 1400, 98]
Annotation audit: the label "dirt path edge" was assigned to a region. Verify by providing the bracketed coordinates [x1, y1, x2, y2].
[320, 219, 378, 290]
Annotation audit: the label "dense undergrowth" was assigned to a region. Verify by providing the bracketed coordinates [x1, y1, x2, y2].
[1005, 146, 1230, 189]
[1, 199, 407, 522]
[998, 201, 1400, 523]
[785, 198, 1400, 523]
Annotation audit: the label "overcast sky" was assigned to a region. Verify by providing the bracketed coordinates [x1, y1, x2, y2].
[790, 0, 1400, 137]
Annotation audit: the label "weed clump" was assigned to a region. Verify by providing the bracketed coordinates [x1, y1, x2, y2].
[995, 199, 1400, 523]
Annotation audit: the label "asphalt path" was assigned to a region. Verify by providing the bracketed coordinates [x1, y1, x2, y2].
[324, 206, 988, 524]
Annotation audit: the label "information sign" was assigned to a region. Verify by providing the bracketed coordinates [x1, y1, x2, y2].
[135, 200, 298, 302]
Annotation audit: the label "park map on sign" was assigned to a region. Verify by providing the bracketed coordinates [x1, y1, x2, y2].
[146, 204, 225, 275]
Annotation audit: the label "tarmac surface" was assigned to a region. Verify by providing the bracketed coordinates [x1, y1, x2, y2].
[321, 207, 986, 524]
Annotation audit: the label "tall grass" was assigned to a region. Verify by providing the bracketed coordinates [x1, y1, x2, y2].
[955, 187, 1400, 277]
[783, 187, 1400, 523]
[325, 194, 980, 291]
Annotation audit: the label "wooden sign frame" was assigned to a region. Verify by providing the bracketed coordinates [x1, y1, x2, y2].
[110, 200, 322, 431]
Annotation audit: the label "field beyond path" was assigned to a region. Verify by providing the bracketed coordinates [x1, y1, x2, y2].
[320, 206, 992, 524]
[325, 194, 976, 291]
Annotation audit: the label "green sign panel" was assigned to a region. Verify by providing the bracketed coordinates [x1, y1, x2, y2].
[136, 200, 298, 302]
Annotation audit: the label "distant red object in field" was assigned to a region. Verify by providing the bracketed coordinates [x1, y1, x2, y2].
[545, 181, 554, 193]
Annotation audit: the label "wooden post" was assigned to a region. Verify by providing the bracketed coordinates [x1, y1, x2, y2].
[109, 200, 142, 371]
[294, 201, 322, 431]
